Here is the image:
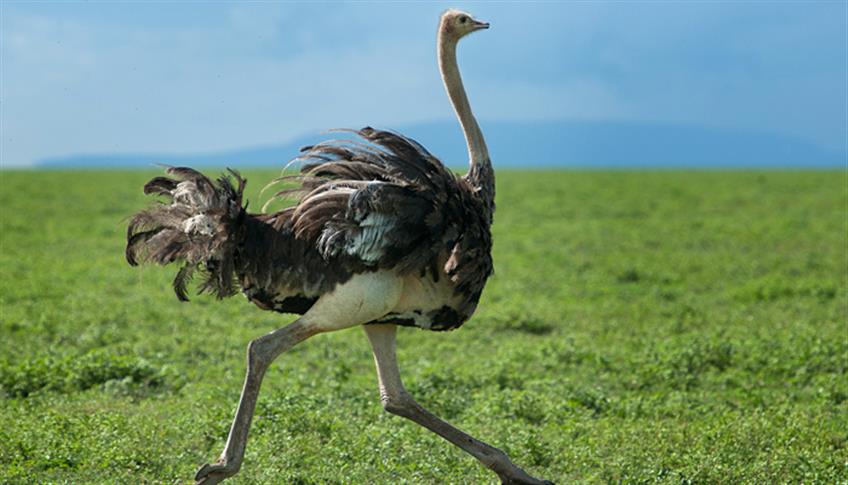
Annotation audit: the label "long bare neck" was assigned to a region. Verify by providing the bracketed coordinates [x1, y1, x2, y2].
[438, 30, 494, 213]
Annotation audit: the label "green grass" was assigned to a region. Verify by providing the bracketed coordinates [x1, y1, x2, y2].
[1, 169, 846, 484]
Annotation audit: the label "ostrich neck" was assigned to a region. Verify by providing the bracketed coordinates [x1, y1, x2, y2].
[438, 35, 494, 211]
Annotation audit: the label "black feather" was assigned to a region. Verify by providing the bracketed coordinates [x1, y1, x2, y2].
[143, 177, 178, 196]
[173, 264, 195, 302]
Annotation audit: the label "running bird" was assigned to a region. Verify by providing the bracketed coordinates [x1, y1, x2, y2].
[126, 9, 552, 485]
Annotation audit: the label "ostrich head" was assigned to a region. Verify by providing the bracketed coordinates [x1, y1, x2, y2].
[440, 9, 489, 41]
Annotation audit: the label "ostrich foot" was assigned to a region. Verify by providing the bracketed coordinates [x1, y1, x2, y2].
[500, 477, 555, 485]
[194, 460, 239, 485]
[498, 468, 556, 485]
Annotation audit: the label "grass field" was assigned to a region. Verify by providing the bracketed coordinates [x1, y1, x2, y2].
[0, 169, 846, 484]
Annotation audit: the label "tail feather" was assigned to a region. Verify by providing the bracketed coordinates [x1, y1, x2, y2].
[126, 167, 247, 301]
[172, 264, 196, 302]
[142, 176, 178, 196]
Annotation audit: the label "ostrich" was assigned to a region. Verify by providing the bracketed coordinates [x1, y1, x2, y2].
[126, 9, 551, 485]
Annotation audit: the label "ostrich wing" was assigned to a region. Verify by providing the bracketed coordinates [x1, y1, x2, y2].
[275, 127, 472, 277]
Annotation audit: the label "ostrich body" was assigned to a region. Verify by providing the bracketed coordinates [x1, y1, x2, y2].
[126, 10, 551, 485]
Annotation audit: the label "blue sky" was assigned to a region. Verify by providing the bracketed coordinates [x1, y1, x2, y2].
[2, 1, 846, 167]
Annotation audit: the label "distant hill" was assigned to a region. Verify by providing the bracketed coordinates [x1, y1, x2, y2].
[37, 120, 846, 169]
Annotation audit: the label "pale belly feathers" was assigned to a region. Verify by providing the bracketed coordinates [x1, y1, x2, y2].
[246, 269, 467, 332]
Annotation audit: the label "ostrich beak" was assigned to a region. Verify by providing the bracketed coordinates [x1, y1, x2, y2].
[472, 20, 490, 31]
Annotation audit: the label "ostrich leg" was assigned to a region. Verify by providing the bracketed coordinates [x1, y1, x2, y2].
[194, 319, 320, 485]
[195, 272, 403, 484]
[364, 324, 553, 485]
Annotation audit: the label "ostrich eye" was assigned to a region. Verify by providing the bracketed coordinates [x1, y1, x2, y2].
[459, 16, 468, 24]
